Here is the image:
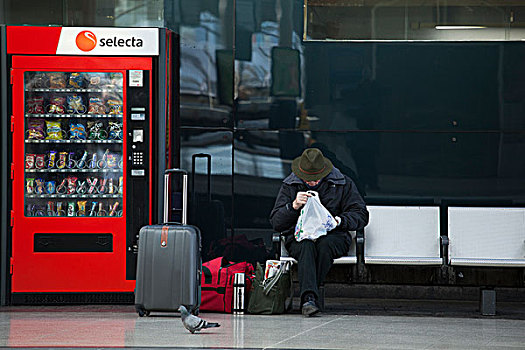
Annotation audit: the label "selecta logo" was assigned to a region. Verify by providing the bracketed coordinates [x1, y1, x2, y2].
[74, 30, 145, 52]
[57, 28, 156, 55]
[76, 31, 97, 52]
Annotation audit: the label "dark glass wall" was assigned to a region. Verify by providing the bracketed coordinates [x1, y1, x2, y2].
[303, 42, 525, 202]
[174, 0, 525, 263]
[1, 0, 164, 26]
[2, 0, 525, 265]
[305, 0, 525, 41]
[173, 0, 236, 262]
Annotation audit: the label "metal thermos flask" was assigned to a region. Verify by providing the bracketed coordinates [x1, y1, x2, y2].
[233, 272, 245, 314]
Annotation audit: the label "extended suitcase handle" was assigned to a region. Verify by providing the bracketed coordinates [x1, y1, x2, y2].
[165, 169, 188, 175]
[164, 168, 188, 225]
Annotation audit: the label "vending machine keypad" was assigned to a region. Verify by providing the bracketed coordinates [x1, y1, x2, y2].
[132, 152, 144, 166]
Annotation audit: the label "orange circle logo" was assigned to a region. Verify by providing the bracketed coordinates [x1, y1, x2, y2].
[76, 31, 97, 52]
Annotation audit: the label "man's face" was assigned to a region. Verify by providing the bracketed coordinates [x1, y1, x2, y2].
[305, 179, 322, 187]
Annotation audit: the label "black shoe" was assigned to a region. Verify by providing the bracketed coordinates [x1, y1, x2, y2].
[301, 294, 320, 317]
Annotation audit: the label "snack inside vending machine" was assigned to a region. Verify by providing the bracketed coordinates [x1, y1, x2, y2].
[4, 26, 177, 303]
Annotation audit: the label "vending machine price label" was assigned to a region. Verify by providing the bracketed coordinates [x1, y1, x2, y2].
[129, 70, 143, 87]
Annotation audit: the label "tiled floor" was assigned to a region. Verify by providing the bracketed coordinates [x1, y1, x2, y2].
[1, 304, 525, 349]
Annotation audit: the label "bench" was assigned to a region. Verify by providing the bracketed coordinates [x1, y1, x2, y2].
[448, 207, 525, 267]
[272, 205, 525, 314]
[273, 205, 443, 308]
[274, 205, 442, 264]
[273, 231, 359, 265]
[448, 207, 525, 315]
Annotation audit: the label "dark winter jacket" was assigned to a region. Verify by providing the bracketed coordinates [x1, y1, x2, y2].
[269, 167, 369, 240]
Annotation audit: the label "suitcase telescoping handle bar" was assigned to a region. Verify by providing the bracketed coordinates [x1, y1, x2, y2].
[191, 153, 211, 203]
[164, 169, 188, 225]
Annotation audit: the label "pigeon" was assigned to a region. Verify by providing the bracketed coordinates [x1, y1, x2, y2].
[178, 305, 220, 334]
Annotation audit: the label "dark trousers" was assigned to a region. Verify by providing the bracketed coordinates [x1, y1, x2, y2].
[286, 233, 351, 301]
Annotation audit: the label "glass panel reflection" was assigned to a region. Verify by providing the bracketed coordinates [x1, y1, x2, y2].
[234, 130, 525, 231]
[180, 128, 232, 261]
[302, 42, 525, 132]
[4, 0, 164, 27]
[179, 1, 235, 128]
[235, 40, 525, 133]
[305, 0, 524, 41]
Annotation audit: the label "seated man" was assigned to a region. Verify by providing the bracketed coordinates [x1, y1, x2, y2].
[269, 148, 369, 316]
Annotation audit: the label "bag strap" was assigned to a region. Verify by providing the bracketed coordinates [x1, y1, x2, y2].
[202, 265, 213, 285]
[284, 268, 293, 312]
[262, 261, 290, 295]
[202, 257, 224, 285]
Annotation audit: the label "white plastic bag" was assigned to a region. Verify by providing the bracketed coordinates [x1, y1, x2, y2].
[294, 191, 337, 242]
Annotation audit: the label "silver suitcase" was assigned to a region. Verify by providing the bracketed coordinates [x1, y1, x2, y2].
[135, 169, 201, 316]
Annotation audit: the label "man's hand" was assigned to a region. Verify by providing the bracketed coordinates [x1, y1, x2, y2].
[293, 191, 312, 210]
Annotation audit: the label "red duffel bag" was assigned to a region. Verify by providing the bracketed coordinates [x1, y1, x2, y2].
[201, 257, 254, 313]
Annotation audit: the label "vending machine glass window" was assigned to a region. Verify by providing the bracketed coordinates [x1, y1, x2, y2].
[23, 72, 124, 218]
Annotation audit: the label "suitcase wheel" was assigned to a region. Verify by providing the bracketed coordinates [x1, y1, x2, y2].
[136, 305, 150, 317]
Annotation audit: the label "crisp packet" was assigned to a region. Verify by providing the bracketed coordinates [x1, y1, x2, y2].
[264, 260, 282, 280]
[45, 121, 63, 140]
[69, 122, 87, 140]
[68, 73, 85, 89]
[87, 121, 106, 140]
[88, 97, 105, 114]
[108, 73, 123, 88]
[66, 94, 85, 114]
[35, 154, 46, 169]
[25, 154, 36, 169]
[26, 96, 45, 114]
[108, 122, 122, 140]
[48, 72, 67, 89]
[27, 118, 46, 140]
[85, 73, 108, 88]
[107, 98, 122, 114]
[47, 96, 66, 114]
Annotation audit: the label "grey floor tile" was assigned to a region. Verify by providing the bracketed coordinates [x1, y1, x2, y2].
[0, 306, 525, 349]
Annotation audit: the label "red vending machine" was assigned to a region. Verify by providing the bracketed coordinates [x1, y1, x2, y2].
[5, 26, 177, 303]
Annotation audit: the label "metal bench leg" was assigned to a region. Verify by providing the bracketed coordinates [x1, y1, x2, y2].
[480, 289, 496, 316]
[272, 232, 282, 260]
[319, 284, 325, 311]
